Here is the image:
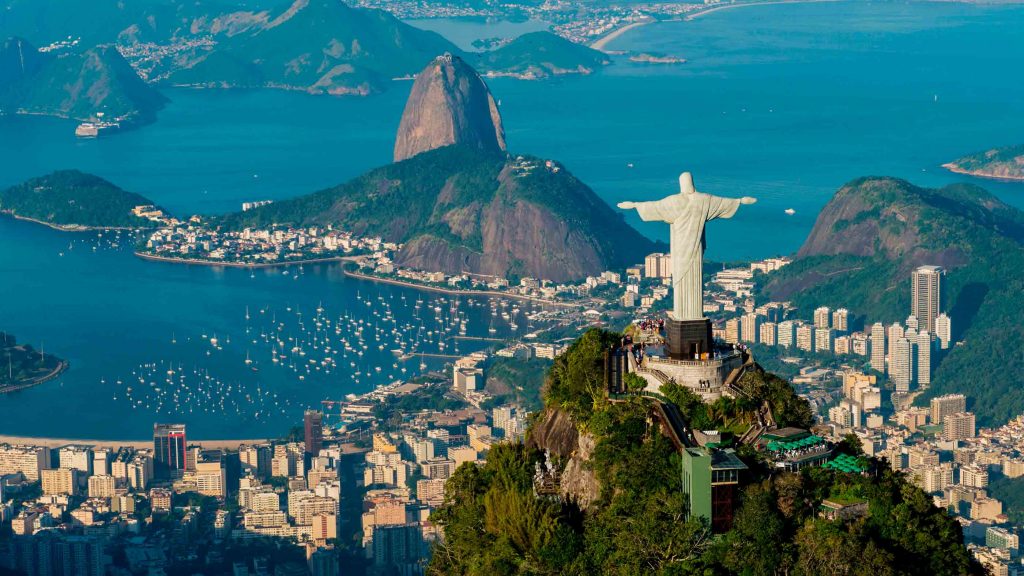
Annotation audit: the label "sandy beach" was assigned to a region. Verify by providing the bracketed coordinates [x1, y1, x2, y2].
[0, 435, 272, 450]
[590, 18, 654, 51]
[590, 1, 846, 52]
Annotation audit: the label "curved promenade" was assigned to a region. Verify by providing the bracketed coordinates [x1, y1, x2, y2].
[341, 269, 579, 308]
[134, 251, 361, 269]
[0, 360, 69, 394]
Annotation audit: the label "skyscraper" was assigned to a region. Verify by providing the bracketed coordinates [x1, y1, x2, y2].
[724, 318, 740, 345]
[916, 331, 933, 387]
[304, 410, 324, 456]
[887, 322, 904, 362]
[891, 337, 913, 392]
[777, 321, 796, 348]
[832, 308, 849, 332]
[930, 394, 966, 425]
[153, 423, 187, 480]
[870, 322, 886, 373]
[942, 412, 976, 441]
[741, 313, 761, 344]
[814, 306, 831, 329]
[644, 253, 671, 279]
[814, 328, 833, 353]
[912, 265, 944, 333]
[796, 324, 814, 352]
[935, 313, 952, 349]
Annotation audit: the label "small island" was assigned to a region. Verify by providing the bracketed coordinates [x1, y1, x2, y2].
[629, 51, 687, 64]
[943, 144, 1024, 182]
[0, 170, 171, 231]
[1, 332, 68, 393]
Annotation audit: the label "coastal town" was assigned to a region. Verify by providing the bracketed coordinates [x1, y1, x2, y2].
[2, 0, 1023, 572]
[2, 243, 1023, 574]
[352, 0, 735, 45]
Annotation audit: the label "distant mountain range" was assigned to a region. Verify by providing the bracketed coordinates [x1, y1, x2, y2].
[944, 144, 1024, 182]
[164, 0, 460, 95]
[0, 37, 166, 124]
[762, 176, 1024, 425]
[0, 0, 610, 101]
[0, 170, 162, 230]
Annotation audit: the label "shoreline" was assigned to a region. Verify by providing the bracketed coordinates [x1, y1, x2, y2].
[683, 0, 846, 21]
[590, 18, 653, 51]
[342, 269, 579, 308]
[2, 211, 145, 233]
[134, 251, 363, 269]
[942, 163, 1024, 182]
[589, 0, 846, 51]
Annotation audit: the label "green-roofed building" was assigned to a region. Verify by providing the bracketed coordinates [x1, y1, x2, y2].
[681, 446, 748, 532]
[762, 428, 832, 472]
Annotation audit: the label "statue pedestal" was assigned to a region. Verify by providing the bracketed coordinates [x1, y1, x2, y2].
[664, 316, 713, 360]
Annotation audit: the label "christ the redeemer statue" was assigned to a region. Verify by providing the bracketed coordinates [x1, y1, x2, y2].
[618, 172, 756, 321]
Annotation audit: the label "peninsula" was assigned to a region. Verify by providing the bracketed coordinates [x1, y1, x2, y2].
[943, 144, 1024, 182]
[0, 171, 168, 230]
[0, 332, 67, 393]
[222, 55, 658, 283]
[475, 31, 610, 79]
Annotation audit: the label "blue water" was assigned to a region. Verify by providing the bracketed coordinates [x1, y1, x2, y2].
[1, 1, 1023, 438]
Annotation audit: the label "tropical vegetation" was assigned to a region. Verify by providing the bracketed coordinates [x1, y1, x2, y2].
[428, 328, 979, 575]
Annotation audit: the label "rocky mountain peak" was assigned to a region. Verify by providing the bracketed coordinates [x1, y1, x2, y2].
[393, 53, 506, 162]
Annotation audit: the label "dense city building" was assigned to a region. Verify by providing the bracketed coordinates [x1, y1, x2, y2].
[153, 423, 187, 480]
[912, 265, 944, 333]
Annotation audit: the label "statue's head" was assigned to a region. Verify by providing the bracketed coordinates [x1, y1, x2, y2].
[679, 172, 696, 195]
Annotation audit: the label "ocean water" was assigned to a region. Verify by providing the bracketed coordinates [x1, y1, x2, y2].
[1, 1, 1022, 438]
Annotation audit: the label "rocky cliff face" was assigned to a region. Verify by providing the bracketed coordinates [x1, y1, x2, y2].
[396, 164, 608, 280]
[393, 53, 506, 162]
[527, 408, 600, 509]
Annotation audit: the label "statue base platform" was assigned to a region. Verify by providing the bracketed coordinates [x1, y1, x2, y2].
[664, 316, 713, 360]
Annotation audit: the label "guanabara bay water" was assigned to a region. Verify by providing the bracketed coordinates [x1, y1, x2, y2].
[1, 1, 1023, 439]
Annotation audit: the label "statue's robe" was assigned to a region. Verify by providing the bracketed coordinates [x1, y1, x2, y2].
[631, 192, 741, 320]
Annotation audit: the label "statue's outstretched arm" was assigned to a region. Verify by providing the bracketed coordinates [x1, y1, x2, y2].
[617, 199, 676, 223]
[707, 195, 756, 220]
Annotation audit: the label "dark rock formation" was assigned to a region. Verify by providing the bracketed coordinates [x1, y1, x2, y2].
[393, 53, 506, 162]
[527, 408, 600, 509]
